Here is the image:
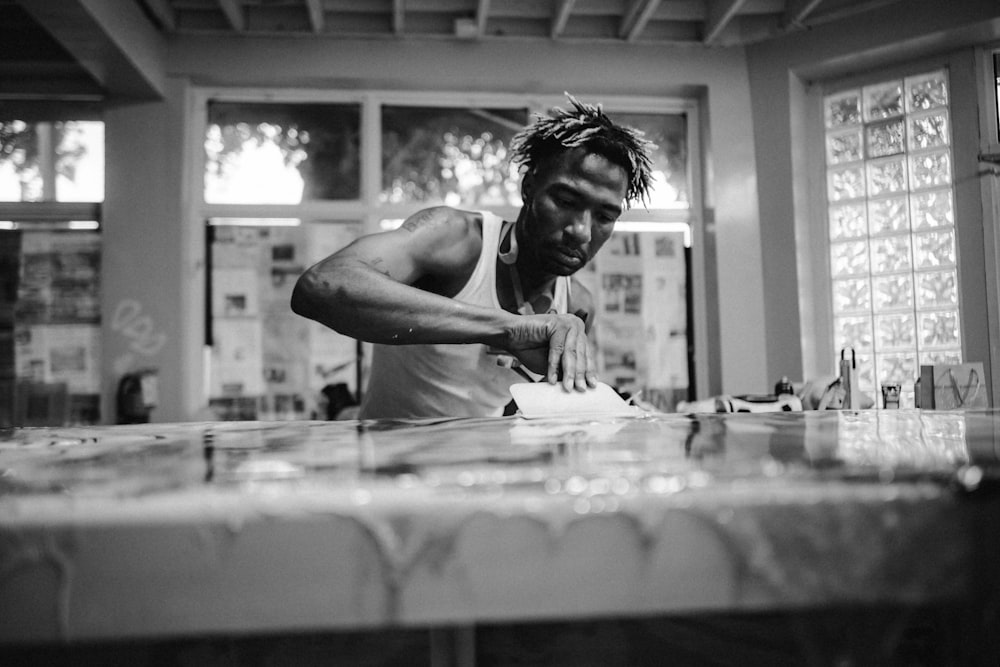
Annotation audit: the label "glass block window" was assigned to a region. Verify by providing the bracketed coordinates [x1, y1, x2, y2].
[824, 70, 960, 407]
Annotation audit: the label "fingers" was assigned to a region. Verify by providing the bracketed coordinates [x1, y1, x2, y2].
[543, 315, 595, 392]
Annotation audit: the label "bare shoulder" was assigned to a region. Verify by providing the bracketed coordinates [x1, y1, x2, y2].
[399, 206, 482, 242]
[398, 207, 483, 268]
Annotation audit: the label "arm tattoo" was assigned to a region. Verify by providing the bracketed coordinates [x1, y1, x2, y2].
[368, 256, 392, 278]
[401, 207, 446, 233]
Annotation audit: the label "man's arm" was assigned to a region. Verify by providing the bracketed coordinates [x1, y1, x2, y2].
[291, 207, 596, 390]
[291, 207, 501, 345]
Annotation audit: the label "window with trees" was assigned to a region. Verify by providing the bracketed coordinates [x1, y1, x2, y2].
[198, 92, 698, 420]
[0, 109, 104, 425]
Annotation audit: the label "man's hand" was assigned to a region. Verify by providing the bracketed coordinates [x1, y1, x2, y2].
[505, 312, 597, 391]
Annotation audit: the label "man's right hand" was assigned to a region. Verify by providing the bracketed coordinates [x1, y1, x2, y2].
[505, 312, 597, 392]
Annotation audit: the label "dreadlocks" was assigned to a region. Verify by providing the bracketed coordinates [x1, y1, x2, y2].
[509, 94, 655, 207]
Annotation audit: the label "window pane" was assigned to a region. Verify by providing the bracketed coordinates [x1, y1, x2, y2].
[826, 127, 863, 164]
[870, 235, 911, 274]
[0, 120, 104, 203]
[913, 229, 956, 268]
[863, 81, 903, 121]
[829, 202, 867, 240]
[872, 274, 913, 311]
[823, 70, 960, 402]
[866, 156, 907, 197]
[830, 240, 869, 277]
[208, 220, 362, 421]
[7, 228, 102, 425]
[875, 352, 917, 387]
[919, 310, 960, 349]
[205, 102, 360, 204]
[908, 149, 951, 189]
[825, 91, 861, 128]
[828, 165, 866, 201]
[905, 71, 949, 112]
[868, 196, 908, 235]
[609, 112, 689, 208]
[832, 277, 870, 313]
[834, 315, 873, 350]
[380, 105, 527, 208]
[875, 313, 916, 350]
[916, 270, 958, 308]
[865, 119, 904, 158]
[910, 189, 953, 229]
[907, 110, 949, 150]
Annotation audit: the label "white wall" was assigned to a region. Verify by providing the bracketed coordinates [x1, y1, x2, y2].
[102, 78, 197, 423]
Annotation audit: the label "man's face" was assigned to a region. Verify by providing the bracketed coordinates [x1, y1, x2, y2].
[520, 148, 628, 276]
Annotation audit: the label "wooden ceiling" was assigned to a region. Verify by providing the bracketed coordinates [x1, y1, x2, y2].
[0, 0, 953, 101]
[135, 0, 902, 47]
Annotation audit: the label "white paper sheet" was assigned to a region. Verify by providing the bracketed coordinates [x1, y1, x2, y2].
[509, 381, 639, 419]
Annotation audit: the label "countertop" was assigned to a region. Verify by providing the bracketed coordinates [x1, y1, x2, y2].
[1, 409, 999, 644]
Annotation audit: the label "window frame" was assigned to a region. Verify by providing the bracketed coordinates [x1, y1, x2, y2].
[976, 42, 1000, 405]
[803, 50, 997, 405]
[0, 101, 104, 225]
[186, 87, 707, 408]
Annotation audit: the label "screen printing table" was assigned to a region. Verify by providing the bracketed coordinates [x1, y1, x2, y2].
[1, 410, 999, 665]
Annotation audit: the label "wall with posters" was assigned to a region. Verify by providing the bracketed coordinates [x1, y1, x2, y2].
[208, 222, 360, 421]
[10, 231, 102, 425]
[577, 230, 690, 412]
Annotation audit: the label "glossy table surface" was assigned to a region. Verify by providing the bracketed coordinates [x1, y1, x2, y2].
[1, 409, 999, 643]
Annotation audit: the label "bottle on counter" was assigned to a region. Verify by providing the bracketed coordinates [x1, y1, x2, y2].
[881, 383, 901, 409]
[774, 376, 794, 397]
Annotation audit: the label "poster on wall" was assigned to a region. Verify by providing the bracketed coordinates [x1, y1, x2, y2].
[305, 223, 363, 396]
[17, 231, 101, 325]
[212, 268, 260, 318]
[590, 229, 688, 410]
[210, 318, 264, 397]
[208, 222, 363, 418]
[14, 323, 101, 393]
[261, 226, 309, 401]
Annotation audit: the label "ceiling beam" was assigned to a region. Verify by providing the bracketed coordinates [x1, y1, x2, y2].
[141, 0, 176, 31]
[703, 0, 748, 44]
[304, 0, 324, 33]
[217, 0, 245, 32]
[806, 0, 901, 26]
[476, 0, 490, 37]
[16, 0, 167, 99]
[783, 0, 824, 27]
[619, 0, 662, 42]
[551, 0, 576, 38]
[393, 0, 405, 34]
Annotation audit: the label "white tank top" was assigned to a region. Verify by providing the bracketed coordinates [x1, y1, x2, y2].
[359, 212, 570, 419]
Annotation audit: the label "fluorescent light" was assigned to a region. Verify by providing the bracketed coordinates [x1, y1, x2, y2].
[68, 220, 100, 230]
[380, 218, 691, 245]
[615, 221, 691, 247]
[208, 218, 301, 227]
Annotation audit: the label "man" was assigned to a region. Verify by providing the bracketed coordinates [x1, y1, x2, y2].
[291, 95, 654, 419]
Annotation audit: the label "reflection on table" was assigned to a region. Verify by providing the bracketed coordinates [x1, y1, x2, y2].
[1, 410, 998, 665]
